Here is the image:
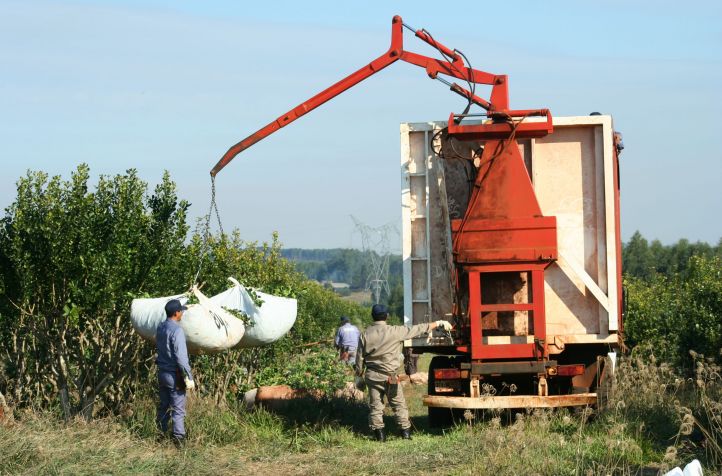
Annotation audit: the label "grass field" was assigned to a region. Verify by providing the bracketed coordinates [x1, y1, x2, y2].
[0, 389, 665, 475]
[4, 355, 702, 476]
[340, 290, 372, 306]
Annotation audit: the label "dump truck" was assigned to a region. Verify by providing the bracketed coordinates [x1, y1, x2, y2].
[209, 15, 623, 422]
[400, 115, 622, 425]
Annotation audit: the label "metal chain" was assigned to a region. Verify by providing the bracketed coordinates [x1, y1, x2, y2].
[212, 181, 224, 237]
[191, 175, 225, 287]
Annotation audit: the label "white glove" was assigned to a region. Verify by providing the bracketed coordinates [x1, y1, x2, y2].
[184, 377, 195, 390]
[434, 320, 453, 332]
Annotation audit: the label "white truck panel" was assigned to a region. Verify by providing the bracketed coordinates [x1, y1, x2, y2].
[401, 116, 620, 352]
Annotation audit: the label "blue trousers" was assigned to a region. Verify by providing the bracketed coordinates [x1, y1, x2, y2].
[157, 371, 186, 438]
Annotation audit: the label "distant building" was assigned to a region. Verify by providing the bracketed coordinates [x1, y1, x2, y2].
[322, 281, 351, 295]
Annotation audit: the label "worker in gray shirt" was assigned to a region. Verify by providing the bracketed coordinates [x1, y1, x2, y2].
[156, 299, 195, 446]
[355, 304, 452, 441]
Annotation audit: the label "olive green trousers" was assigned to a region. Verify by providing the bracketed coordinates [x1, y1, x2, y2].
[365, 376, 410, 430]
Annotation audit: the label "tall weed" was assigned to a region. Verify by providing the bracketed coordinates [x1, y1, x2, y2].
[608, 351, 722, 471]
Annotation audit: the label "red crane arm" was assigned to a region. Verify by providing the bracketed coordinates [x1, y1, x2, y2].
[210, 15, 513, 176]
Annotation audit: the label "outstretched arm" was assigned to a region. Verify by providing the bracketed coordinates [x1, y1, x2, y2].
[388, 320, 452, 341]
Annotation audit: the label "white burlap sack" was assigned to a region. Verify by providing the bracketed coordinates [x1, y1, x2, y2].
[130, 286, 244, 355]
[209, 277, 297, 348]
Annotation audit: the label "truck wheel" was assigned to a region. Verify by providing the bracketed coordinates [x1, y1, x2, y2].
[428, 356, 455, 428]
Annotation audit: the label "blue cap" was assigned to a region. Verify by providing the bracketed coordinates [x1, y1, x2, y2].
[340, 316, 350, 324]
[371, 304, 388, 319]
[165, 299, 188, 317]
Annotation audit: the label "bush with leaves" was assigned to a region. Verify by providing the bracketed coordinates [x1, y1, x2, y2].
[182, 231, 368, 403]
[624, 255, 722, 368]
[0, 165, 189, 419]
[255, 346, 349, 396]
[0, 165, 370, 417]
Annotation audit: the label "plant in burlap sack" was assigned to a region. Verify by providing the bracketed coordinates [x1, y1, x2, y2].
[183, 232, 367, 404]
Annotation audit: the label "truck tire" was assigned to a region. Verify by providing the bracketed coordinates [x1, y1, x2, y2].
[427, 356, 456, 428]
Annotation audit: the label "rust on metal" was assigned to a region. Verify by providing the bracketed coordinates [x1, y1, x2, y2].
[470, 360, 555, 375]
[423, 393, 597, 409]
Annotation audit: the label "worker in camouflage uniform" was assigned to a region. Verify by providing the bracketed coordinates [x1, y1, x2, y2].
[355, 304, 452, 441]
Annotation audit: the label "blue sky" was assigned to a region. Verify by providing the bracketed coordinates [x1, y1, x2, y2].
[1, 0, 720, 249]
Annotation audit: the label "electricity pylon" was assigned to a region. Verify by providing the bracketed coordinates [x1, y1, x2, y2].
[351, 216, 398, 304]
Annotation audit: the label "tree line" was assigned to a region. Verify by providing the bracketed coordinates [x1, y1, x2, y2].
[281, 248, 402, 291]
[282, 248, 404, 317]
[623, 231, 722, 281]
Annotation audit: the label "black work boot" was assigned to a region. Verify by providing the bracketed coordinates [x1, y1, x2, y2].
[172, 435, 186, 449]
[373, 428, 386, 442]
[401, 428, 412, 440]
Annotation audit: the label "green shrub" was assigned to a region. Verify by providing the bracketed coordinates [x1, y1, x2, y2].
[624, 255, 722, 368]
[255, 346, 350, 396]
[0, 165, 189, 419]
[0, 165, 369, 418]
[185, 233, 368, 402]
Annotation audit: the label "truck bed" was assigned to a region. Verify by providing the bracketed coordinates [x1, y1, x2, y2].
[400, 115, 622, 355]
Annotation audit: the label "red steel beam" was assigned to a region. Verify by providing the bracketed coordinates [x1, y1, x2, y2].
[398, 51, 499, 86]
[210, 18, 404, 176]
[469, 272, 482, 360]
[210, 15, 522, 176]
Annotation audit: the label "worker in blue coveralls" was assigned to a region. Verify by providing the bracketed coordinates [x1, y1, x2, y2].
[156, 299, 195, 447]
[335, 316, 361, 364]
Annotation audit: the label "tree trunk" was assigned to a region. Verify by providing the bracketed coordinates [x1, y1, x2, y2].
[0, 390, 12, 422]
[59, 384, 71, 421]
[80, 394, 95, 421]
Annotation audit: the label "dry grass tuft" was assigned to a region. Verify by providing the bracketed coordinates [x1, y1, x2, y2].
[608, 350, 722, 472]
